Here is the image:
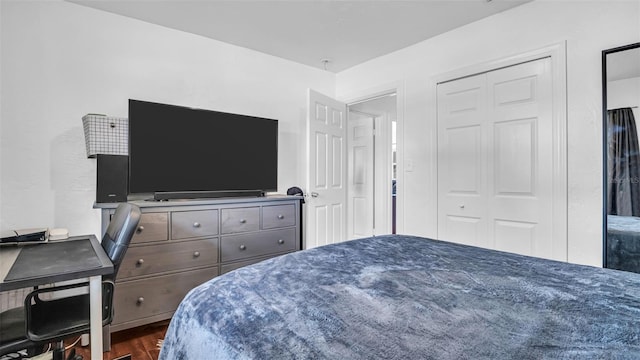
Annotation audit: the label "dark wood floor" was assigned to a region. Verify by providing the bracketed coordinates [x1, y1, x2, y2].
[71, 321, 169, 360]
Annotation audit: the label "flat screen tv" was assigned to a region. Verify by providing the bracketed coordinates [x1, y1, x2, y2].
[128, 99, 278, 200]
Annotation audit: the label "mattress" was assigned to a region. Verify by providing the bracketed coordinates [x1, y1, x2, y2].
[160, 235, 640, 359]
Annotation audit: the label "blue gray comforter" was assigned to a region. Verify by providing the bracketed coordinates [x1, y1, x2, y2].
[607, 215, 640, 272]
[159, 235, 640, 359]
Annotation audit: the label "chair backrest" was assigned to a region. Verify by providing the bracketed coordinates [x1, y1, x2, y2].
[101, 203, 141, 281]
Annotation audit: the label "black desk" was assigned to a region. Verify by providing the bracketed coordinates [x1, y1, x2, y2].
[0, 235, 113, 359]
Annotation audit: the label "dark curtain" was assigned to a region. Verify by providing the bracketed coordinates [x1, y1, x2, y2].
[608, 107, 640, 216]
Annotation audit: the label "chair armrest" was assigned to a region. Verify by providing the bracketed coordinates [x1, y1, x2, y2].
[24, 281, 91, 307]
[25, 280, 115, 304]
[24, 280, 116, 339]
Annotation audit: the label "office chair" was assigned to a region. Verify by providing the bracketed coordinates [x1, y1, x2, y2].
[0, 202, 141, 358]
[0, 305, 36, 356]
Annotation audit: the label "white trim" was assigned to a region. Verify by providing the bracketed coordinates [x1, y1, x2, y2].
[434, 42, 566, 85]
[89, 275, 103, 360]
[340, 81, 406, 235]
[431, 42, 568, 261]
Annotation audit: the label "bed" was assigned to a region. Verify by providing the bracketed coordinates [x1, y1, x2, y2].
[607, 214, 640, 273]
[159, 235, 640, 359]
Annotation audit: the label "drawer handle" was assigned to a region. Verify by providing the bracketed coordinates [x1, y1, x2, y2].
[239, 219, 246, 224]
[278, 239, 284, 245]
[193, 222, 201, 228]
[137, 225, 144, 233]
[193, 251, 200, 258]
[137, 297, 145, 305]
[136, 259, 144, 266]
[239, 244, 247, 251]
[277, 214, 284, 220]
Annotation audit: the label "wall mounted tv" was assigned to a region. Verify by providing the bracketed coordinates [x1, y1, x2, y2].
[128, 99, 278, 200]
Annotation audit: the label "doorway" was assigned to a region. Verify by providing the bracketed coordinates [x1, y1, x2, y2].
[347, 93, 397, 239]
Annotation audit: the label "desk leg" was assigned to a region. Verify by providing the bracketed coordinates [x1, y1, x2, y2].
[89, 275, 103, 360]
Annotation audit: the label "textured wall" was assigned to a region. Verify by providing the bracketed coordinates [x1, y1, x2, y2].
[336, 0, 640, 266]
[0, 0, 334, 237]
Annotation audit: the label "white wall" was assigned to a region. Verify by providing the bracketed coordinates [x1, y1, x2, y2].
[336, 0, 640, 266]
[0, 1, 3, 230]
[0, 1, 334, 237]
[3, 0, 639, 267]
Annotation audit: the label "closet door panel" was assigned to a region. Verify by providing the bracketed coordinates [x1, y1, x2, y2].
[494, 118, 536, 196]
[437, 74, 489, 248]
[443, 215, 482, 247]
[445, 126, 482, 194]
[487, 58, 553, 258]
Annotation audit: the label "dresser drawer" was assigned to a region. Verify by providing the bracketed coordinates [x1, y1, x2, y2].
[132, 213, 168, 244]
[221, 207, 259, 234]
[221, 228, 296, 262]
[262, 204, 296, 229]
[117, 238, 219, 280]
[171, 210, 219, 239]
[112, 266, 218, 326]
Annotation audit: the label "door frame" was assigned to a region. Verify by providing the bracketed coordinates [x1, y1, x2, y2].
[431, 42, 568, 261]
[346, 110, 375, 239]
[340, 81, 405, 235]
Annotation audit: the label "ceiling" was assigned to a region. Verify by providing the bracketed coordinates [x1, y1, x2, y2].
[67, 0, 531, 73]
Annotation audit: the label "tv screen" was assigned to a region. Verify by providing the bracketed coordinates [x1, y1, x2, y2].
[128, 99, 278, 198]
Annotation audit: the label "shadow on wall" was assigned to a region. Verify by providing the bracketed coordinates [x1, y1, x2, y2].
[278, 130, 299, 193]
[50, 124, 102, 237]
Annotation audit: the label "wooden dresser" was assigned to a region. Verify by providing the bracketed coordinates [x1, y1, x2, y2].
[95, 196, 302, 332]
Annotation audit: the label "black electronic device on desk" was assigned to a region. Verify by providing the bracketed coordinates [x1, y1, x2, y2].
[0, 228, 48, 246]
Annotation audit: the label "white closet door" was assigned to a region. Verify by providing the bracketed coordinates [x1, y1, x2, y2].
[437, 57, 555, 259]
[437, 74, 489, 248]
[487, 57, 553, 258]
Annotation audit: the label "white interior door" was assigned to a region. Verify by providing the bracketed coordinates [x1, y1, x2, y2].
[437, 57, 555, 259]
[347, 112, 374, 239]
[373, 113, 393, 235]
[306, 89, 347, 249]
[347, 93, 397, 237]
